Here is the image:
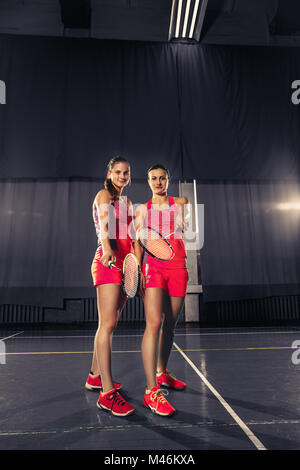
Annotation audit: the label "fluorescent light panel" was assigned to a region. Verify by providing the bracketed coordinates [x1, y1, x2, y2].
[175, 0, 183, 37]
[182, 0, 191, 37]
[189, 0, 200, 38]
[168, 0, 208, 41]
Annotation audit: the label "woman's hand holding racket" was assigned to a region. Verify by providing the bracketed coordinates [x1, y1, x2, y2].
[100, 248, 116, 268]
[139, 264, 151, 297]
[107, 253, 141, 298]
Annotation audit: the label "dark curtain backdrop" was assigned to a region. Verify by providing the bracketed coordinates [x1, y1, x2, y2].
[1, 35, 300, 306]
[0, 36, 182, 179]
[197, 181, 300, 302]
[0, 179, 179, 307]
[178, 45, 300, 180]
[0, 35, 300, 180]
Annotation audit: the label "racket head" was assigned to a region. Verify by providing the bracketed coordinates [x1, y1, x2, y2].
[137, 226, 174, 261]
[122, 253, 141, 298]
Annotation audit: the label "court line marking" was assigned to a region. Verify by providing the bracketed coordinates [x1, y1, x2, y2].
[1, 345, 297, 356]
[173, 341, 267, 451]
[176, 346, 298, 351]
[0, 331, 24, 341]
[6, 330, 300, 340]
[0, 418, 299, 438]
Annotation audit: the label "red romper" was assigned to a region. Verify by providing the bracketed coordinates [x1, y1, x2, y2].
[142, 196, 188, 297]
[91, 196, 134, 286]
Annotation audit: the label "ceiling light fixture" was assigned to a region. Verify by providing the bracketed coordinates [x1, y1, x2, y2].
[169, 0, 208, 42]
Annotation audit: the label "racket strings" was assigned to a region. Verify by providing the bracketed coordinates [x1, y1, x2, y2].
[138, 227, 173, 261]
[123, 255, 140, 298]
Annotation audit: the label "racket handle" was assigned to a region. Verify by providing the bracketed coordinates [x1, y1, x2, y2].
[108, 259, 121, 271]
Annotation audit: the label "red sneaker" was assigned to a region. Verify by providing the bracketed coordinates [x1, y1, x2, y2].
[143, 385, 175, 416]
[85, 373, 121, 391]
[97, 389, 134, 417]
[156, 369, 186, 390]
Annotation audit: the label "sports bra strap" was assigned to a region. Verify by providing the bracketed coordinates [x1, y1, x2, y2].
[147, 196, 175, 209]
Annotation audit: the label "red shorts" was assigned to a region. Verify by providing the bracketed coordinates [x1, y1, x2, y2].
[142, 264, 188, 297]
[91, 249, 124, 287]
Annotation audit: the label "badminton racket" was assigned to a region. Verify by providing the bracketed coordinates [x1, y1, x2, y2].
[136, 226, 179, 261]
[108, 253, 140, 298]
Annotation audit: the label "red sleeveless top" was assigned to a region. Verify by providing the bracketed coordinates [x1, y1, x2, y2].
[142, 196, 186, 270]
[93, 196, 133, 268]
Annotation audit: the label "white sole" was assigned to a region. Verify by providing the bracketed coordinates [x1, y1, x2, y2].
[97, 400, 134, 417]
[85, 382, 122, 391]
[158, 382, 185, 390]
[85, 383, 101, 391]
[143, 403, 175, 417]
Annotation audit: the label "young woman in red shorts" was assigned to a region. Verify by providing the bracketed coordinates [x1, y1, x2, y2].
[85, 156, 134, 417]
[135, 164, 188, 416]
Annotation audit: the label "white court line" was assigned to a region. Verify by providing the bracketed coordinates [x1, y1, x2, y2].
[173, 341, 267, 451]
[0, 331, 24, 341]
[12, 330, 300, 339]
[175, 331, 300, 337]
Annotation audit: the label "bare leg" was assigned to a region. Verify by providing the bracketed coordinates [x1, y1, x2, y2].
[157, 296, 184, 374]
[93, 284, 127, 393]
[141, 287, 164, 390]
[90, 315, 101, 376]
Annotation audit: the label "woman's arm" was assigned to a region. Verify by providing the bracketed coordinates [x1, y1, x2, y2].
[174, 196, 189, 233]
[134, 203, 147, 295]
[94, 189, 116, 267]
[133, 203, 147, 263]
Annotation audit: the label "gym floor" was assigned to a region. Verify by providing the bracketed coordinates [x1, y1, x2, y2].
[0, 324, 300, 452]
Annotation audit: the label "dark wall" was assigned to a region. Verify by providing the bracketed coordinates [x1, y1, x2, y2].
[1, 35, 300, 309]
[0, 178, 179, 307]
[198, 181, 300, 302]
[0, 35, 300, 180]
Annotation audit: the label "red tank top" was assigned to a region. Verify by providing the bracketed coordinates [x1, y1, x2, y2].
[142, 196, 186, 270]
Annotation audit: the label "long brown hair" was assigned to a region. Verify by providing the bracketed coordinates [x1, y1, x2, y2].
[104, 156, 130, 201]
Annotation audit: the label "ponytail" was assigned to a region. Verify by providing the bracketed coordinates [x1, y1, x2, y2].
[104, 175, 119, 201]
